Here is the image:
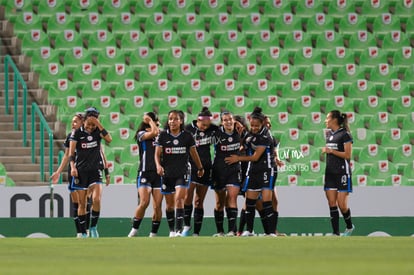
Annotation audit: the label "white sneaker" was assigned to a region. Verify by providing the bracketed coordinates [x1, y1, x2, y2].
[169, 231, 176, 238]
[226, 231, 236, 237]
[213, 232, 225, 237]
[149, 232, 157, 237]
[182, 226, 191, 237]
[128, 228, 138, 238]
[76, 233, 83, 238]
[342, 224, 355, 237]
[241, 231, 255, 237]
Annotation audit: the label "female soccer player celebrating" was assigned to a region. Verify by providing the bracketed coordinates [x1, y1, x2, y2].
[225, 107, 276, 237]
[69, 107, 112, 238]
[128, 112, 163, 237]
[154, 110, 204, 237]
[322, 110, 355, 236]
[182, 107, 218, 237]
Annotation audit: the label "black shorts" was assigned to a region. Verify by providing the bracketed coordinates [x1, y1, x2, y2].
[212, 166, 242, 191]
[71, 169, 102, 190]
[243, 168, 275, 192]
[190, 166, 212, 186]
[161, 175, 190, 194]
[137, 171, 161, 189]
[324, 173, 353, 192]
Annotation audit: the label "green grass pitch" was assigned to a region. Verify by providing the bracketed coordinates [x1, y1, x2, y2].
[0, 237, 413, 274]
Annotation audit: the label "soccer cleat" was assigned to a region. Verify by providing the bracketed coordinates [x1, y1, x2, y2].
[149, 232, 157, 238]
[169, 231, 176, 238]
[81, 233, 88, 238]
[212, 232, 225, 237]
[241, 231, 255, 237]
[128, 228, 138, 238]
[181, 226, 191, 237]
[174, 232, 182, 237]
[342, 224, 355, 237]
[90, 226, 99, 238]
[192, 233, 199, 237]
[226, 231, 236, 237]
[76, 233, 83, 238]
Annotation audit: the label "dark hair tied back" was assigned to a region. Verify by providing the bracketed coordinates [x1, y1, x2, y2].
[250, 106, 265, 122]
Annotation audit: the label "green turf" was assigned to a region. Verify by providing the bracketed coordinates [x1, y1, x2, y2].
[0, 237, 413, 274]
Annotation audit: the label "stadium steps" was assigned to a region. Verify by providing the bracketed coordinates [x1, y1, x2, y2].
[0, 22, 66, 186]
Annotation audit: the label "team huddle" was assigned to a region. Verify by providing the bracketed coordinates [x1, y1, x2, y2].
[51, 106, 355, 238]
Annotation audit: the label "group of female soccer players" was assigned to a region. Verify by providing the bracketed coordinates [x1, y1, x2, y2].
[52, 105, 355, 238]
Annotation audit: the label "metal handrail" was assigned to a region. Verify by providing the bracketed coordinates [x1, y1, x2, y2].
[4, 55, 27, 146]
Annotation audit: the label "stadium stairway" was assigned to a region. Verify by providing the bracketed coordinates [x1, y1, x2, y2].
[0, 19, 66, 186]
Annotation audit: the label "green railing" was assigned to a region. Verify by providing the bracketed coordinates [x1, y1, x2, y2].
[4, 55, 27, 146]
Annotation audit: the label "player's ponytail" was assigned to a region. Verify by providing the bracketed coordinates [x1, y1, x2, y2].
[250, 106, 266, 122]
[330, 110, 350, 132]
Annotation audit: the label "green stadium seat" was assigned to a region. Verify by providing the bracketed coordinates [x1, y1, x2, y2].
[138, 63, 168, 89]
[262, 0, 292, 22]
[184, 30, 214, 54]
[114, 80, 145, 105]
[148, 79, 179, 102]
[353, 127, 378, 151]
[77, 12, 109, 39]
[71, 63, 102, 86]
[380, 127, 410, 151]
[198, 0, 228, 21]
[213, 79, 244, 100]
[314, 30, 344, 57]
[357, 144, 389, 165]
[281, 30, 312, 56]
[313, 78, 344, 104]
[100, 111, 132, 133]
[346, 111, 367, 130]
[119, 31, 149, 55]
[160, 46, 193, 71]
[20, 29, 50, 57]
[195, 47, 226, 71]
[53, 29, 84, 54]
[259, 95, 289, 115]
[170, 63, 201, 88]
[62, 47, 94, 70]
[226, 46, 257, 73]
[107, 127, 133, 156]
[346, 79, 377, 107]
[95, 46, 127, 72]
[338, 13, 368, 39]
[143, 12, 173, 39]
[393, 47, 414, 71]
[292, 47, 323, 73]
[218, 30, 248, 55]
[47, 78, 78, 105]
[128, 46, 159, 72]
[1, 0, 33, 22]
[247, 79, 277, 103]
[394, 0, 414, 23]
[46, 12, 76, 40]
[391, 95, 412, 119]
[11, 11, 43, 39]
[90, 96, 120, 116]
[290, 96, 322, 118]
[176, 12, 206, 39]
[29, 46, 60, 72]
[404, 13, 414, 38]
[37, 62, 68, 89]
[133, 0, 163, 23]
[280, 79, 310, 101]
[379, 79, 410, 104]
[86, 30, 117, 56]
[335, 63, 367, 88]
[250, 30, 280, 54]
[259, 47, 290, 73]
[110, 12, 141, 40]
[225, 96, 256, 117]
[293, 0, 325, 19]
[155, 96, 190, 117]
[326, 0, 357, 23]
[380, 31, 410, 54]
[347, 30, 378, 57]
[324, 95, 355, 114]
[101, 0, 132, 22]
[391, 144, 413, 167]
[272, 12, 303, 39]
[360, 0, 390, 22]
[230, 0, 260, 20]
[368, 63, 399, 88]
[355, 95, 388, 120]
[325, 47, 356, 70]
[402, 64, 414, 86]
[178, 79, 212, 100]
[278, 127, 309, 150]
[35, 0, 67, 23]
[367, 111, 399, 134]
[208, 13, 238, 40]
[203, 63, 234, 88]
[371, 13, 402, 39]
[119, 144, 140, 169]
[104, 63, 137, 88]
[80, 79, 112, 106]
[166, 0, 196, 22]
[269, 63, 299, 90]
[240, 13, 271, 39]
[236, 63, 267, 88]
[299, 111, 324, 136]
[68, 0, 99, 22]
[366, 160, 398, 186]
[152, 30, 182, 55]
[305, 12, 335, 40]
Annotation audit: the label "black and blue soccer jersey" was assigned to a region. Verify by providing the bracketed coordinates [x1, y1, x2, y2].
[70, 126, 103, 171]
[63, 131, 74, 175]
[137, 130, 157, 172]
[213, 126, 241, 170]
[325, 128, 353, 175]
[155, 129, 196, 177]
[185, 121, 218, 168]
[244, 127, 275, 172]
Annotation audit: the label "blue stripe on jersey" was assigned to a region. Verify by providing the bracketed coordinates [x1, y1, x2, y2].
[142, 141, 147, 171]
